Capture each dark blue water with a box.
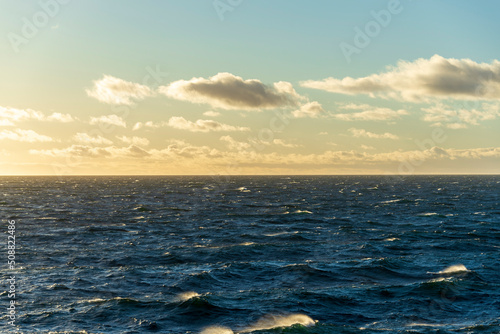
[1,175,499,333]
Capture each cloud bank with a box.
[301,55,500,101]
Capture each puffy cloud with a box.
[167,116,250,132]
[220,135,251,151]
[422,102,500,128]
[273,139,302,148]
[334,103,408,121]
[73,133,113,145]
[348,128,399,140]
[132,121,161,131]
[301,55,500,101]
[116,135,150,146]
[203,111,221,117]
[46,112,75,123]
[86,75,153,105]
[0,129,53,142]
[292,101,324,118]
[0,106,74,125]
[30,145,149,158]
[89,115,126,128]
[159,72,302,110]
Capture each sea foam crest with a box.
[437,264,469,274]
[175,291,200,302]
[242,313,316,332]
[200,326,234,334]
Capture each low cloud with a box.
[73,133,113,145]
[0,129,53,142]
[86,75,153,105]
[334,103,408,121]
[349,128,399,140]
[422,102,500,128]
[292,101,324,118]
[0,106,75,124]
[159,72,302,110]
[301,55,500,101]
[116,135,150,146]
[167,116,250,132]
[89,115,126,128]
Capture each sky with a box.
[1,0,500,175]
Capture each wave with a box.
[429,264,469,275]
[200,326,234,334]
[241,313,316,332]
[174,291,200,302]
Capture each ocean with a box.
[1,175,499,333]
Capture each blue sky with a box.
[1,0,500,174]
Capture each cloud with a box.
[89,115,126,128]
[422,102,500,128]
[167,116,250,132]
[292,101,324,118]
[203,111,221,117]
[0,106,75,125]
[116,135,150,146]
[30,145,149,158]
[334,103,409,121]
[132,121,161,131]
[361,144,376,150]
[220,135,251,150]
[86,75,153,105]
[0,129,53,142]
[301,55,500,101]
[348,128,399,140]
[46,112,75,123]
[273,139,302,148]
[73,133,113,145]
[159,72,302,110]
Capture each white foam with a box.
[200,326,234,334]
[174,291,200,302]
[242,314,316,332]
[437,264,468,274]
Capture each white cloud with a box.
[203,111,221,117]
[273,139,302,148]
[422,102,500,128]
[301,55,500,101]
[46,112,75,123]
[334,103,409,121]
[86,75,153,105]
[116,135,150,146]
[89,115,126,128]
[0,129,53,142]
[361,144,376,150]
[0,107,44,122]
[292,101,324,118]
[73,133,113,145]
[167,116,250,132]
[159,72,302,110]
[220,135,251,150]
[30,145,150,158]
[349,128,399,140]
[0,107,75,126]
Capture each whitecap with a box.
[294,210,313,214]
[200,326,234,334]
[428,264,469,275]
[241,313,316,332]
[437,264,469,274]
[174,291,200,302]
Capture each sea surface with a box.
[1,175,499,333]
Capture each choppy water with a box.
[1,175,499,333]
